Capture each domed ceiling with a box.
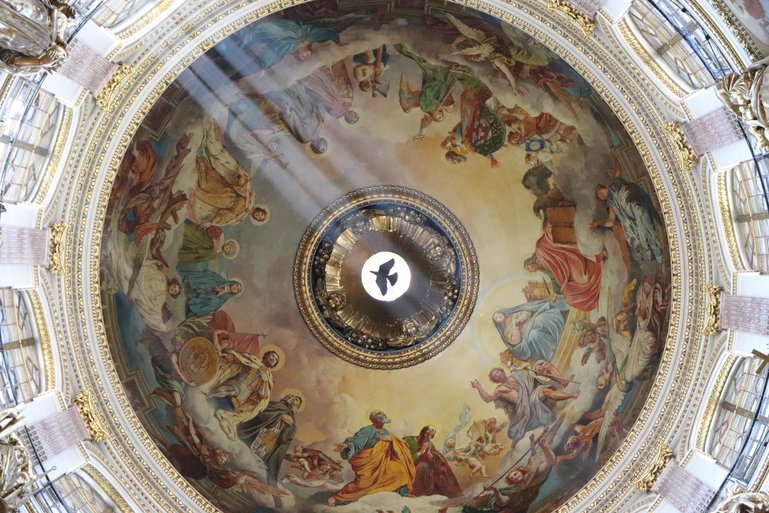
[98,1,671,511]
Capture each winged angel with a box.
[443,13,581,116]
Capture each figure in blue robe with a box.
[181,269,241,317]
[493,298,570,362]
[212,19,340,79]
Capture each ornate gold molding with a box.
[697,351,737,449]
[547,0,595,35]
[635,445,675,492]
[47,222,68,276]
[95,65,136,111]
[117,0,175,39]
[72,391,110,442]
[664,122,698,170]
[704,284,723,335]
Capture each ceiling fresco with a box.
[98,1,671,511]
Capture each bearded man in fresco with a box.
[591,180,664,265]
[328,410,415,506]
[471,367,576,446]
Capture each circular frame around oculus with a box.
[294,185,479,369]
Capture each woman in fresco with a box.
[404,425,462,498]
[493,297,570,361]
[180,269,242,316]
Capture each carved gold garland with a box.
[116,0,175,39]
[47,222,68,276]
[547,0,595,35]
[82,464,133,513]
[716,168,746,271]
[705,284,724,335]
[27,291,56,393]
[33,109,73,204]
[95,65,137,111]
[72,391,110,442]
[42,0,704,510]
[634,445,675,492]
[697,350,736,449]
[664,122,699,171]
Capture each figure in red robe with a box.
[404,426,462,498]
[524,223,606,312]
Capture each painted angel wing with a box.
[444,42,496,59]
[446,13,488,43]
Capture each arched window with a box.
[628,0,732,89]
[0,289,43,406]
[707,357,769,484]
[0,75,64,203]
[729,160,769,273]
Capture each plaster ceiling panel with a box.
[98,1,672,511]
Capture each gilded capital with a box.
[704,284,723,335]
[73,390,110,442]
[634,445,675,492]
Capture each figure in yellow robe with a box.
[328,410,415,506]
[187,119,260,227]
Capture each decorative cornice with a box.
[664,122,698,171]
[704,284,723,335]
[72,391,110,442]
[82,465,133,513]
[547,0,595,35]
[47,222,68,276]
[95,65,136,111]
[697,351,737,449]
[634,445,675,492]
[117,0,175,39]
